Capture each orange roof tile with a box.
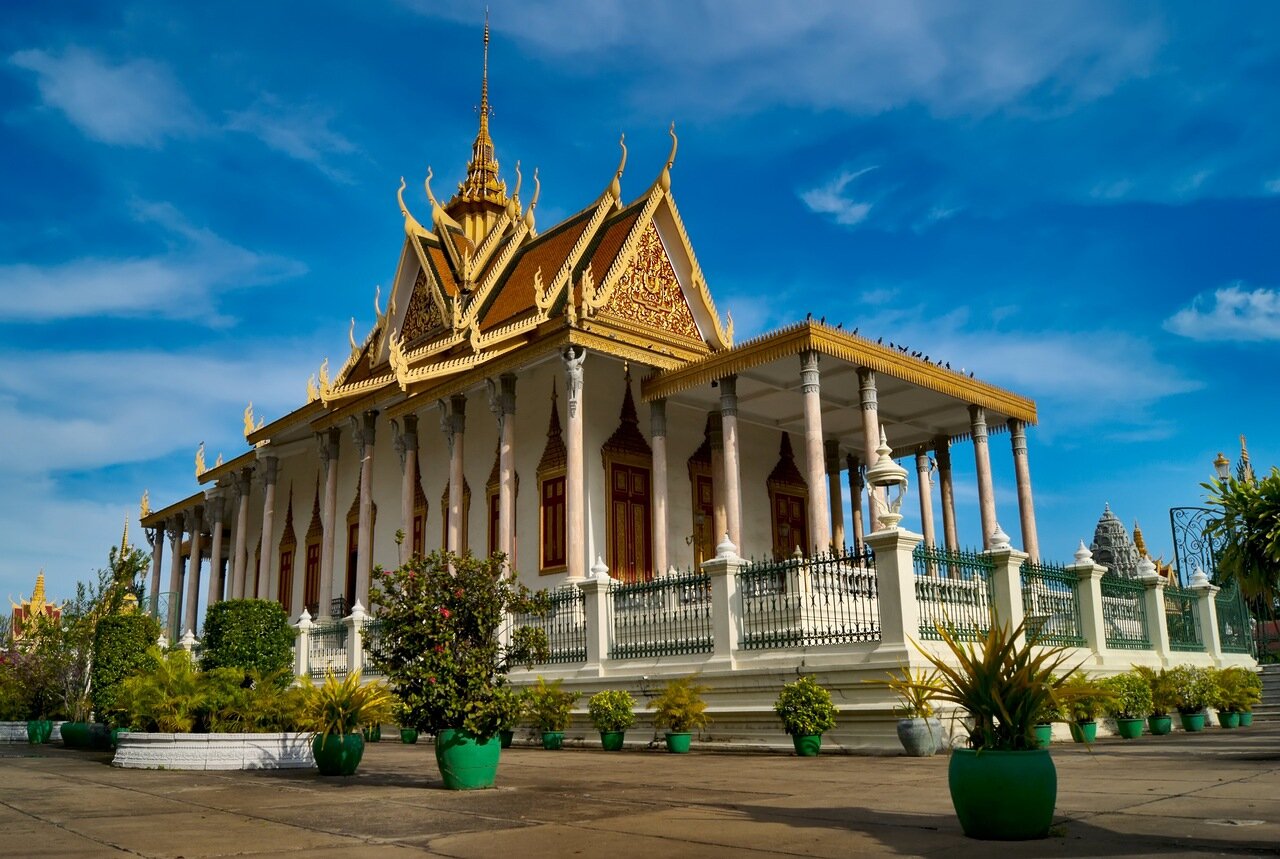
[478,211,594,332]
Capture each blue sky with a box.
[2,1,1278,603]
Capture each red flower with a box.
[440,608,451,618]
[454,587,464,598]
[428,676,436,684]
[433,644,445,653]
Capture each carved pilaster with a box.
[258,454,279,488]
[969,405,989,445]
[718,375,738,417]
[800,350,820,394]
[351,410,378,458]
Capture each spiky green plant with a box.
[302,671,393,739]
[651,676,710,734]
[879,668,943,718]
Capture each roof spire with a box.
[447,13,509,242]
[480,9,490,132]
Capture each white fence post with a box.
[1141,577,1173,663]
[346,602,366,675]
[701,534,745,664]
[865,526,924,656]
[1067,543,1108,657]
[1189,570,1223,662]
[577,558,612,670]
[295,609,313,678]
[984,525,1027,637]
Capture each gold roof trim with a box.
[460,222,530,328]
[245,400,327,447]
[140,490,206,528]
[657,187,732,349]
[640,320,1037,423]
[581,187,665,319]
[197,448,257,485]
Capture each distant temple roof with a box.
[1090,504,1140,579]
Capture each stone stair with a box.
[1254,664,1280,722]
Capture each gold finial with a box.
[1239,434,1255,482]
[348,317,359,353]
[424,167,441,211]
[307,374,319,403]
[140,489,151,519]
[195,442,206,476]
[215,452,223,467]
[609,133,627,200]
[481,9,491,128]
[659,122,678,191]
[120,514,130,557]
[318,358,331,394]
[513,159,522,203]
[374,284,382,320]
[31,571,46,615]
[1133,520,1148,559]
[244,402,255,437]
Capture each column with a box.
[708,413,727,542]
[969,406,997,550]
[318,429,340,619]
[935,437,959,552]
[206,490,226,610]
[1008,419,1040,562]
[353,410,377,607]
[231,467,252,599]
[800,351,831,554]
[256,453,279,598]
[442,396,465,554]
[719,375,743,551]
[564,347,586,579]
[494,374,517,563]
[857,368,883,532]
[914,447,937,547]
[846,454,865,547]
[165,516,184,640]
[395,414,419,565]
[183,507,204,635]
[826,441,845,550]
[650,399,669,576]
[148,526,164,616]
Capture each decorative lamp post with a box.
[864,426,909,531]
[1213,452,1230,481]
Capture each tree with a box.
[1204,466,1280,626]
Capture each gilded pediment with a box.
[606,221,700,343]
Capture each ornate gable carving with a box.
[607,222,700,341]
[401,269,446,344]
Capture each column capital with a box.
[166,514,183,540]
[351,410,378,456]
[914,447,930,472]
[799,350,821,394]
[650,397,667,437]
[1008,418,1028,455]
[968,405,988,442]
[857,366,877,410]
[183,505,203,533]
[563,346,585,418]
[317,428,341,467]
[257,453,279,486]
[718,375,738,417]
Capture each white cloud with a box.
[0,201,305,323]
[226,97,359,182]
[9,47,201,147]
[1266,178,1280,194]
[1164,284,1280,342]
[800,167,877,226]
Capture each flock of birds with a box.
[804,312,977,377]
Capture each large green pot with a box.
[600,730,625,751]
[541,731,564,750]
[664,732,692,754]
[791,734,821,756]
[1069,720,1097,744]
[60,721,90,749]
[1240,712,1254,727]
[948,748,1057,841]
[26,719,52,745]
[88,723,115,751]
[1032,724,1053,748]
[1217,711,1241,729]
[362,723,382,742]
[1147,715,1172,735]
[313,733,365,776]
[400,728,419,744]
[1179,712,1206,732]
[1115,718,1144,739]
[435,729,500,790]
[499,729,514,748]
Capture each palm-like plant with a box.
[1204,468,1280,627]
[115,647,203,732]
[302,671,393,740]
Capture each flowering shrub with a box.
[1102,671,1153,720]
[1166,665,1215,714]
[370,550,548,737]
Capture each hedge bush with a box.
[90,613,161,722]
[199,600,295,681]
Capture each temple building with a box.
[10,571,60,641]
[1090,504,1141,579]
[139,25,1043,638]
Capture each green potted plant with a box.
[1133,666,1176,735]
[1058,673,1112,743]
[898,616,1103,841]
[1031,690,1063,748]
[880,668,943,756]
[302,670,393,776]
[370,549,548,790]
[1166,665,1213,731]
[492,684,525,748]
[12,621,66,744]
[527,677,578,749]
[1102,671,1152,739]
[588,689,636,751]
[774,675,837,756]
[393,699,418,744]
[651,676,710,753]
[1238,669,1262,726]
[1210,667,1256,729]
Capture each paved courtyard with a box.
[1,724,1278,859]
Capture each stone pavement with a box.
[1,724,1278,859]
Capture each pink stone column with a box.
[166,516,184,639]
[800,351,832,554]
[650,398,669,575]
[934,438,959,553]
[183,507,204,635]
[914,447,937,547]
[317,430,340,618]
[231,467,252,599]
[826,440,845,549]
[969,406,998,550]
[443,396,466,554]
[396,414,419,565]
[148,526,164,615]
[708,413,727,543]
[495,375,517,564]
[255,454,279,598]
[563,347,586,579]
[846,454,865,547]
[1008,419,1041,562]
[719,375,743,551]
[857,368,883,531]
[353,410,377,606]
[205,491,225,609]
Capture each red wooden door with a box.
[773,491,808,560]
[609,463,652,583]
